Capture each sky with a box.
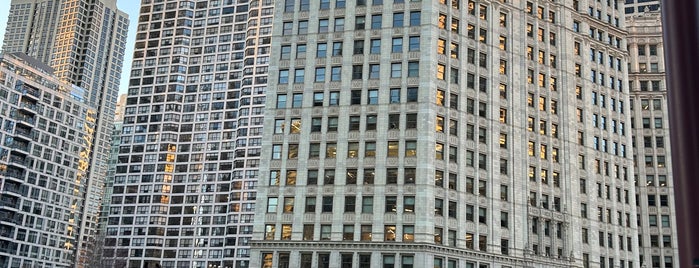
[0,1,141,95]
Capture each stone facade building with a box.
[252,0,638,267]
[625,7,679,268]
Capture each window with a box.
[435,143,444,160]
[369,64,380,79]
[361,225,372,241]
[326,143,337,158]
[362,197,373,213]
[371,14,382,29]
[272,144,283,159]
[345,196,356,212]
[335,18,345,31]
[392,13,404,28]
[384,225,396,241]
[332,42,343,56]
[281,45,292,59]
[385,196,397,212]
[320,225,331,240]
[347,142,359,158]
[319,19,329,33]
[408,36,420,51]
[330,66,342,81]
[279,70,290,84]
[392,38,403,53]
[409,11,421,26]
[315,68,326,82]
[321,196,333,212]
[404,196,415,212]
[328,117,338,131]
[298,20,309,34]
[343,225,354,240]
[365,142,376,157]
[317,43,328,58]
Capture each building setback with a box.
[625,6,679,268]
[103,0,273,267]
[251,0,639,267]
[0,52,96,268]
[2,1,129,266]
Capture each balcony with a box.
[18,102,38,113]
[0,195,20,209]
[0,210,22,225]
[16,84,40,99]
[7,155,26,167]
[0,183,25,196]
[0,170,24,180]
[6,141,29,152]
[11,114,34,125]
[13,128,33,140]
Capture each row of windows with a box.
[526,141,561,162]
[635,43,660,56]
[580,229,633,252]
[273,140,492,171]
[635,117,665,129]
[643,235,674,248]
[586,113,627,137]
[528,167,561,187]
[579,204,633,228]
[525,23,557,46]
[261,251,498,268]
[641,174,669,187]
[284,0,421,13]
[281,11,419,36]
[280,36,420,60]
[592,136,627,156]
[591,91,626,113]
[263,221,493,249]
[105,221,253,237]
[577,154,630,179]
[279,60,421,84]
[638,98,663,111]
[274,114,494,139]
[630,80,663,92]
[581,180,632,204]
[588,47,625,71]
[275,90,491,121]
[528,192,562,212]
[645,214,673,228]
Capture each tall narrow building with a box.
[103,0,273,267]
[625,5,679,268]
[100,94,127,233]
[252,0,639,267]
[0,52,96,268]
[2,1,129,266]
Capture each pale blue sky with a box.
[0,1,141,95]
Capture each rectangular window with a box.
[371,14,382,29]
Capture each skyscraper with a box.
[625,6,679,268]
[251,0,638,267]
[100,94,127,233]
[2,1,129,266]
[103,0,273,267]
[0,52,96,268]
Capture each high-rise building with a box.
[625,7,679,268]
[103,0,273,267]
[0,52,96,268]
[95,94,127,268]
[251,0,639,267]
[99,94,127,232]
[2,1,129,266]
